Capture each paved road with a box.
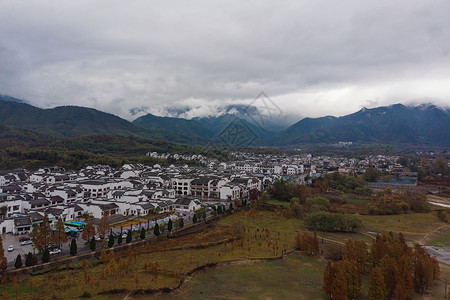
[1,211,208,269]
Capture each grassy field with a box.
[153,254,328,300]
[359,212,446,243]
[427,228,450,247]
[2,209,448,299]
[267,199,291,208]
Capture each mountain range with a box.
[0,95,449,148]
[270,104,450,147]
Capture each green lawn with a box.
[268,199,291,208]
[427,228,450,247]
[360,213,445,242]
[153,254,328,300]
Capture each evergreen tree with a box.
[90,236,96,251]
[168,219,173,232]
[193,214,198,224]
[42,249,50,263]
[118,234,123,245]
[217,205,223,214]
[229,203,233,211]
[25,252,34,267]
[14,254,22,269]
[0,235,7,273]
[70,239,77,256]
[153,223,160,236]
[126,230,132,243]
[179,217,184,228]
[108,234,115,247]
[140,228,145,239]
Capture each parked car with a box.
[49,249,61,255]
[19,236,30,242]
[7,245,14,252]
[21,240,32,245]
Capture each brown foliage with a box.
[82,219,96,242]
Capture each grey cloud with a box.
[0,0,449,121]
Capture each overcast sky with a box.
[1,0,450,121]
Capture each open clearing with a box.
[2,209,449,299]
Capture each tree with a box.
[342,239,367,272]
[330,261,348,300]
[179,217,184,228]
[90,236,96,251]
[98,211,110,238]
[70,239,77,256]
[433,157,449,175]
[42,249,50,263]
[25,252,34,267]
[167,219,173,232]
[153,223,160,236]
[108,234,115,247]
[322,261,333,296]
[217,205,223,215]
[193,214,198,224]
[140,228,145,240]
[272,178,289,201]
[33,214,53,251]
[364,166,381,182]
[53,217,68,248]
[126,230,132,243]
[342,259,361,299]
[290,202,303,219]
[0,235,7,273]
[15,254,22,269]
[82,219,96,242]
[368,266,388,299]
[117,234,123,245]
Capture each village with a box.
[0,151,407,236]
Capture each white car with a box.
[49,249,61,255]
[7,245,14,252]
[21,240,32,246]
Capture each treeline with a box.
[304,211,362,232]
[398,156,450,178]
[368,189,430,215]
[0,135,229,170]
[323,232,440,299]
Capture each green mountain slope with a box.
[0,99,195,143]
[132,113,212,141]
[271,104,450,147]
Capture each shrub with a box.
[304,211,362,232]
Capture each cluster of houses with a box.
[0,150,421,235]
[0,163,267,235]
